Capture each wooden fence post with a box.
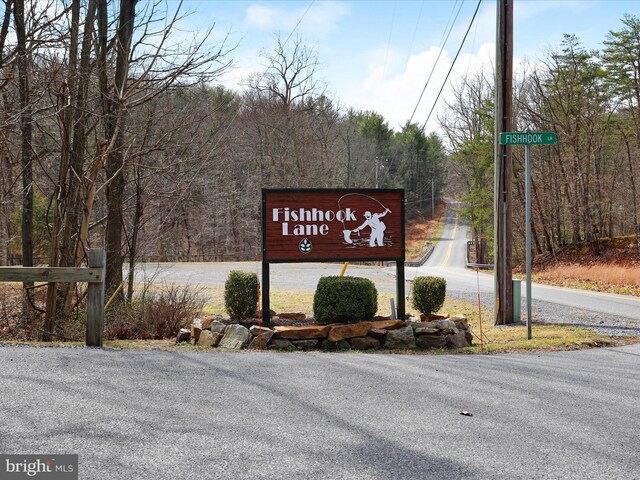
[86,249,106,347]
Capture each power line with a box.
[421,0,483,133]
[379,1,398,92]
[407,0,464,126]
[283,0,315,48]
[388,0,424,127]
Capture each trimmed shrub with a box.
[313,276,378,324]
[225,271,259,319]
[412,276,446,315]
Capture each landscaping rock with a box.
[209,321,227,334]
[327,323,371,342]
[384,326,416,350]
[446,332,470,349]
[238,319,260,329]
[218,324,251,349]
[367,319,405,330]
[451,315,469,330]
[420,313,450,321]
[273,325,330,340]
[175,328,191,344]
[197,330,219,347]
[277,312,306,320]
[268,339,295,351]
[433,319,458,330]
[200,316,215,330]
[412,324,439,335]
[291,339,320,350]
[247,326,274,350]
[416,334,446,350]
[367,328,388,341]
[350,336,381,350]
[191,324,202,342]
[440,327,459,335]
[373,315,391,321]
[320,340,335,351]
[464,331,474,345]
[321,340,351,351]
[250,325,274,337]
[411,321,435,330]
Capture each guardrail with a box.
[404,242,435,267]
[0,249,105,347]
[465,240,493,269]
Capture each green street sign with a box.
[500,132,557,145]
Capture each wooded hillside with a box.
[444,19,640,262]
[0,1,446,305]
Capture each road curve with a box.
[409,202,640,334]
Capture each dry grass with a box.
[525,235,640,296]
[405,202,447,260]
[425,297,624,353]
[533,263,640,296]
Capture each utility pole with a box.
[431,178,435,218]
[494,0,514,325]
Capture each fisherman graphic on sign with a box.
[339,193,394,248]
[352,208,390,246]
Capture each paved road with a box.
[412,203,640,335]
[1,343,639,479]
[131,261,400,293]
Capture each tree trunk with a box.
[126,166,143,303]
[104,0,137,299]
[45,0,81,337]
[14,0,35,329]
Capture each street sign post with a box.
[500,132,557,340]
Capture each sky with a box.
[177,0,638,133]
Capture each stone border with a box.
[176,314,473,352]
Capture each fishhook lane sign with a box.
[262,189,404,262]
[500,132,557,145]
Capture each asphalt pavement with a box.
[2,343,640,479]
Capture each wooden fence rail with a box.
[0,249,106,347]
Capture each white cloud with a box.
[344,42,497,135]
[244,1,350,36]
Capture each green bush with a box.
[225,271,259,319]
[412,276,446,315]
[313,276,378,324]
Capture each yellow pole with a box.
[340,262,349,277]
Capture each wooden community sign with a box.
[261,188,406,323]
[262,189,405,262]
